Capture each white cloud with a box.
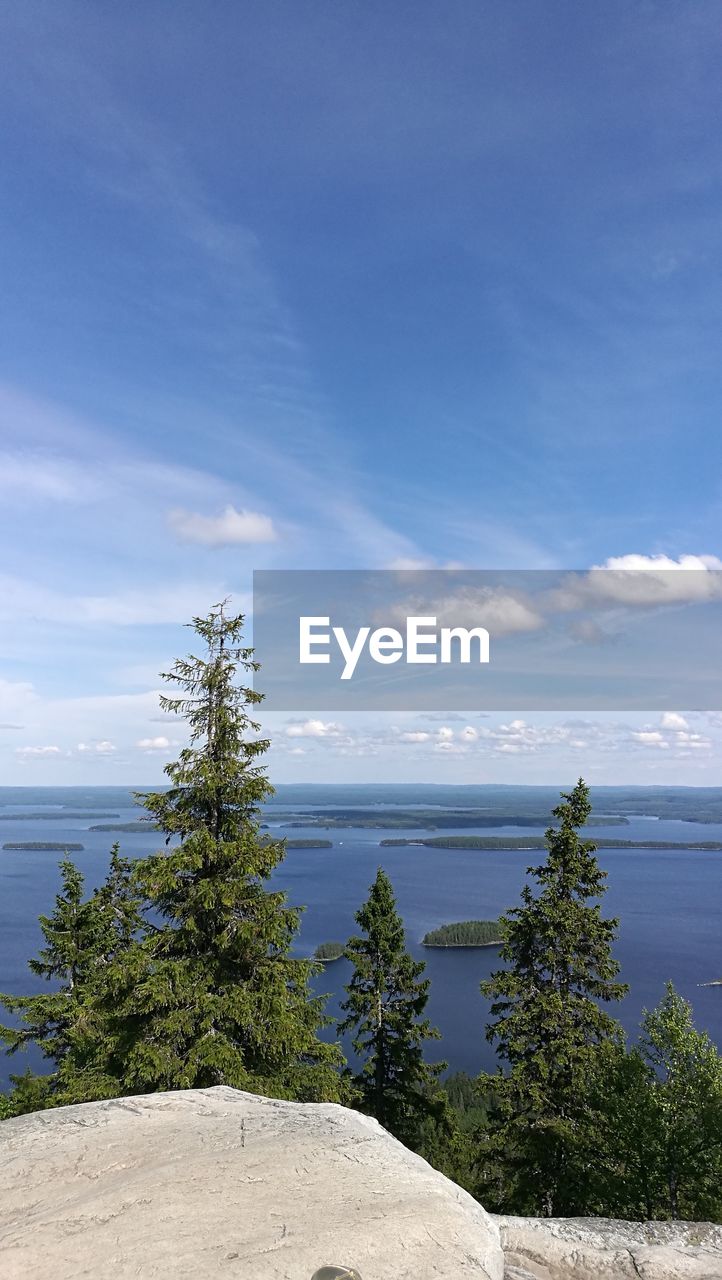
[285,719,344,738]
[168,504,277,547]
[553,554,722,610]
[136,736,170,752]
[632,730,667,746]
[0,451,94,503]
[384,585,543,636]
[77,740,116,754]
[15,744,63,759]
[398,730,431,743]
[386,557,465,570]
[661,712,689,730]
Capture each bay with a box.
[1,787,721,1087]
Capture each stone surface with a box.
[0,1087,504,1280]
[2,1088,721,1279]
[496,1214,722,1280]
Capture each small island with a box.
[285,838,333,849]
[422,920,503,948]
[3,842,85,851]
[313,941,345,962]
[89,821,160,832]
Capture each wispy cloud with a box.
[168,505,277,547]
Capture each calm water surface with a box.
[1,788,720,1085]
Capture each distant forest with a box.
[422,920,502,947]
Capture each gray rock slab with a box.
[495,1214,722,1280]
[0,1087,504,1280]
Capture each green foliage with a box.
[592,985,722,1222]
[478,779,628,1216]
[339,867,445,1147]
[422,920,501,946]
[640,983,722,1219]
[0,858,105,1067]
[86,602,343,1103]
[0,848,140,1112]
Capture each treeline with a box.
[1,606,721,1225]
[3,842,85,851]
[422,920,501,946]
[281,809,628,830]
[382,835,722,851]
[314,941,345,961]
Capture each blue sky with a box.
[2,1,722,784]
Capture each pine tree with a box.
[91,601,343,1101]
[0,858,108,1111]
[339,867,444,1147]
[479,779,627,1215]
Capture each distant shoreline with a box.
[423,940,502,949]
[382,836,722,851]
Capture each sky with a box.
[2,1,722,785]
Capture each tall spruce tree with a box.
[339,867,444,1147]
[90,602,343,1101]
[479,779,627,1215]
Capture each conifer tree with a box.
[479,779,627,1215]
[95,844,143,955]
[339,867,444,1146]
[92,601,342,1101]
[0,858,108,1110]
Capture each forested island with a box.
[284,838,333,849]
[3,842,85,851]
[422,920,503,947]
[89,821,160,832]
[0,813,120,822]
[270,782,722,824]
[277,807,629,830]
[313,941,345,961]
[383,835,722,851]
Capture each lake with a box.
[1,786,721,1087]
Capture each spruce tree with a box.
[0,858,108,1110]
[92,601,342,1101]
[339,867,444,1147]
[479,778,627,1215]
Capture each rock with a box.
[0,1087,504,1280]
[2,1089,721,1280]
[495,1214,722,1280]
